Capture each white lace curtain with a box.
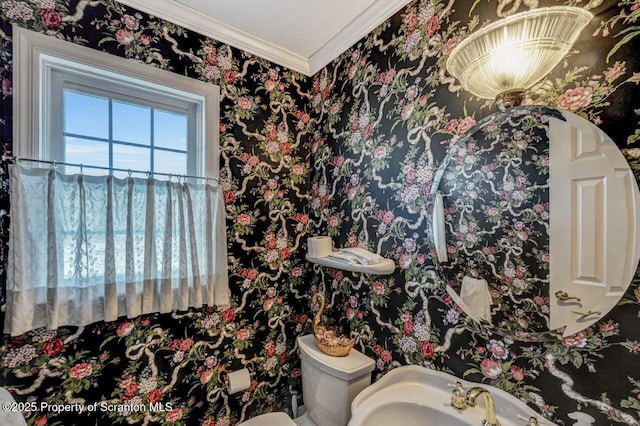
[5,164,229,336]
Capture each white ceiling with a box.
[116,0,412,76]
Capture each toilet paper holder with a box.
[218,362,256,390]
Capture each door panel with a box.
[549,111,640,336]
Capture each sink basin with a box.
[348,365,556,426]
[355,401,462,426]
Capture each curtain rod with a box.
[9,157,218,183]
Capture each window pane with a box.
[64,90,109,139]
[155,110,188,150]
[113,144,150,177]
[64,137,109,175]
[154,150,186,176]
[113,101,150,145]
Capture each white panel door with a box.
[549,110,640,337]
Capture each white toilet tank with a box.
[297,334,375,426]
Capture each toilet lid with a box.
[297,334,375,381]
[239,412,296,426]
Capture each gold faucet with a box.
[450,382,467,409]
[465,387,500,426]
[525,417,539,426]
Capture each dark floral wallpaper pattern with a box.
[0,1,313,425]
[309,0,640,425]
[432,106,558,337]
[0,0,640,425]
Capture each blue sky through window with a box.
[63,89,189,178]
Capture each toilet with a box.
[239,334,375,426]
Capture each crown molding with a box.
[115,0,411,77]
[308,0,412,74]
[115,0,311,75]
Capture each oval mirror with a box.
[428,106,640,341]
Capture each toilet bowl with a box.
[239,334,374,426]
[0,388,27,426]
[239,412,297,426]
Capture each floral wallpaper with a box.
[0,1,313,425]
[309,0,640,425]
[1,0,640,425]
[432,106,559,337]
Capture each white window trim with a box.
[50,71,199,175]
[13,25,220,179]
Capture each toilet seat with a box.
[239,412,297,426]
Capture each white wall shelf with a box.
[306,254,395,275]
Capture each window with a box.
[5,26,229,337]
[13,25,219,178]
[54,73,196,177]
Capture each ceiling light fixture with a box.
[446,6,593,110]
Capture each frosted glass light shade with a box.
[446,7,592,101]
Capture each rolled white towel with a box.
[327,247,383,265]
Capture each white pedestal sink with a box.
[348,365,557,426]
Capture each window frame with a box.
[53,71,198,176]
[13,25,220,179]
